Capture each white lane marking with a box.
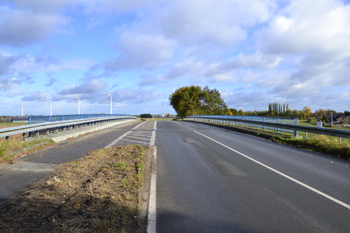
[147,146,157,233]
[173,121,350,210]
[105,131,131,148]
[121,138,148,144]
[150,121,156,146]
[127,135,152,140]
[133,121,147,130]
[105,121,146,148]
[147,120,157,233]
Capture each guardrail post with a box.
[23,133,26,141]
[295,118,298,136]
[6,136,9,140]
[273,127,275,134]
[282,129,285,135]
[340,137,342,143]
[305,132,308,139]
[277,118,280,133]
[258,125,260,130]
[47,129,50,135]
[36,131,39,137]
[263,117,266,130]
[56,127,58,133]
[28,117,31,125]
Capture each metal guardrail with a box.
[192,115,298,134]
[185,116,350,142]
[0,116,136,141]
[29,114,131,124]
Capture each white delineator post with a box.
[21,102,23,116]
[109,94,112,114]
[78,97,80,115]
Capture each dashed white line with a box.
[173,121,350,210]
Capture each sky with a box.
[1,0,350,116]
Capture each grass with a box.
[0,144,150,232]
[0,122,28,129]
[0,139,55,163]
[271,136,350,160]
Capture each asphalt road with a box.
[0,120,140,203]
[156,121,350,233]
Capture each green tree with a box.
[303,106,311,118]
[238,109,245,115]
[140,113,152,118]
[293,109,299,118]
[229,108,239,115]
[169,86,229,117]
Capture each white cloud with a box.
[0,6,69,47]
[104,32,173,71]
[59,79,107,95]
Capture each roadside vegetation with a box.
[271,136,350,160]
[0,144,149,232]
[0,139,55,164]
[0,122,28,129]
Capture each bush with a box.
[140,113,152,118]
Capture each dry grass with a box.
[0,144,149,233]
[0,122,28,129]
[271,136,350,160]
[0,139,55,163]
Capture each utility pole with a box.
[50,99,52,116]
[78,97,80,115]
[21,102,23,116]
[109,94,112,114]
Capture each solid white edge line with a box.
[147,122,157,233]
[174,121,350,210]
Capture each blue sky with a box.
[1,0,350,116]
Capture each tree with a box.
[238,109,245,115]
[230,108,239,115]
[303,106,311,118]
[140,113,152,118]
[293,109,299,118]
[169,86,229,118]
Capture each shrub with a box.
[140,114,152,118]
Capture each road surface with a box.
[156,121,350,233]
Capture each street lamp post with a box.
[109,94,112,114]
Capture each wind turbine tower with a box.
[109,94,112,114]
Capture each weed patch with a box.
[270,136,350,160]
[0,144,150,232]
[0,139,55,164]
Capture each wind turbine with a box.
[78,97,80,115]
[109,94,112,114]
[50,99,52,116]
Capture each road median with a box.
[0,144,152,232]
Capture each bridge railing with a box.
[185,115,350,142]
[0,115,136,141]
[28,114,130,125]
[191,115,298,135]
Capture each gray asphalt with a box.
[0,121,140,203]
[156,121,350,233]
